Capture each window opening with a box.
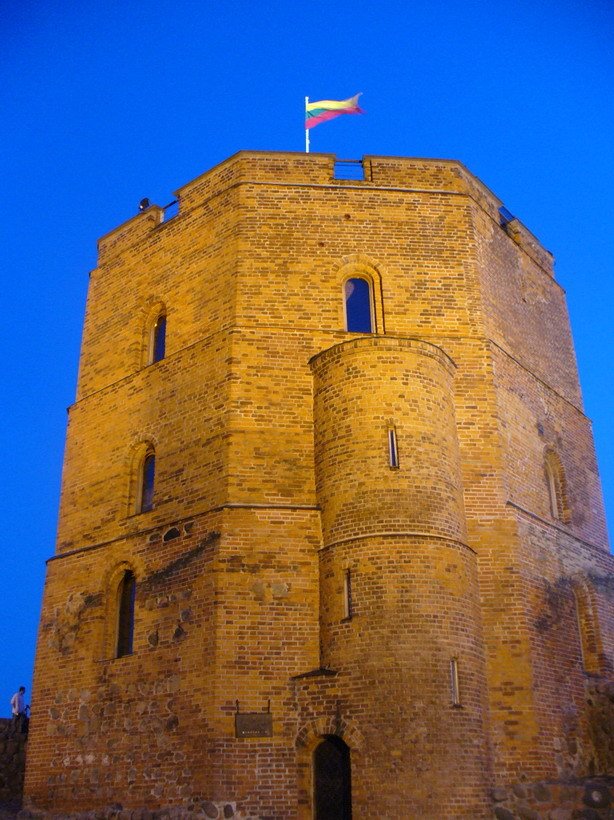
[162,199,179,221]
[151,313,166,364]
[344,278,372,333]
[545,451,569,522]
[574,585,602,675]
[498,206,516,228]
[343,569,353,620]
[140,452,155,513]
[450,658,461,706]
[313,735,352,820]
[116,571,136,658]
[546,460,559,519]
[334,159,365,181]
[388,427,399,468]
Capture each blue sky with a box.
[1,0,612,711]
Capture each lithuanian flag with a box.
[305,94,364,130]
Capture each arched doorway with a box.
[313,735,352,819]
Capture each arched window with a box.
[149,312,166,364]
[138,449,156,513]
[313,735,352,819]
[545,450,569,523]
[115,570,136,658]
[344,277,373,333]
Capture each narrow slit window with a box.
[139,452,155,513]
[344,278,373,333]
[151,313,166,364]
[388,427,399,468]
[343,569,353,620]
[574,585,602,675]
[116,571,136,658]
[450,658,461,706]
[545,451,569,523]
[546,459,558,518]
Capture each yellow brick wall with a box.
[25,151,614,818]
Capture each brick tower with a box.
[25,152,614,818]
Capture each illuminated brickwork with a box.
[25,152,614,817]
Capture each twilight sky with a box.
[1,0,612,711]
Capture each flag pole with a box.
[305,96,310,153]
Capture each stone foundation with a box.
[19,803,237,819]
[15,782,614,819]
[13,778,614,818]
[0,717,26,814]
[493,776,614,819]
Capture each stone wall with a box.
[493,776,614,819]
[17,802,238,819]
[0,717,26,809]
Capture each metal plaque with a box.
[235,712,273,738]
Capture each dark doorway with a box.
[313,735,352,819]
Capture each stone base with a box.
[18,802,238,820]
[493,776,614,819]
[0,718,26,811]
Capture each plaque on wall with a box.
[235,712,273,738]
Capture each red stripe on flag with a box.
[305,106,363,130]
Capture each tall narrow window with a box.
[546,459,559,518]
[344,278,373,333]
[574,584,602,675]
[150,313,166,364]
[450,658,461,706]
[388,427,399,468]
[116,571,136,658]
[545,450,569,523]
[139,451,156,513]
[343,569,353,620]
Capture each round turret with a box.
[310,336,490,815]
[311,336,466,546]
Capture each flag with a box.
[305,93,364,130]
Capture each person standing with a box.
[10,686,27,733]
